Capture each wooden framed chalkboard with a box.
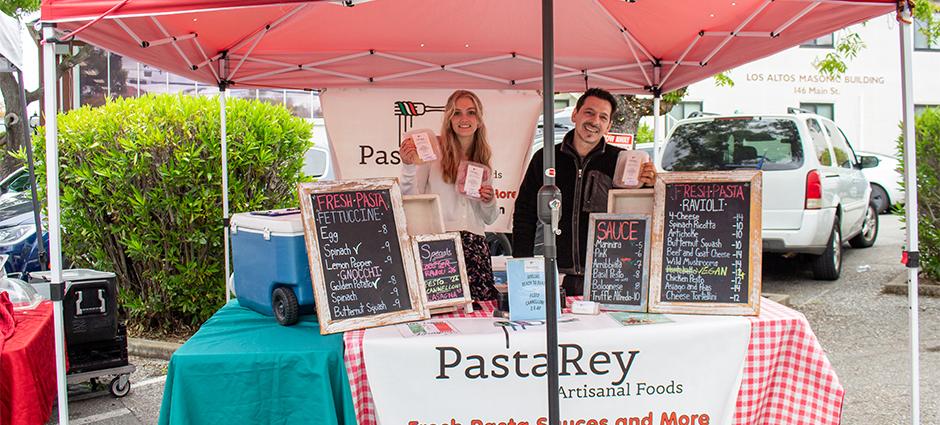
[412,233,473,312]
[298,178,429,334]
[649,171,762,316]
[584,214,651,312]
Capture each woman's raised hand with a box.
[400,138,419,165]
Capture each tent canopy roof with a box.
[40,0,894,94]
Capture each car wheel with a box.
[272,287,300,326]
[849,203,879,248]
[486,232,512,256]
[869,184,889,214]
[812,221,842,280]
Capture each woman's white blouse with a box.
[400,162,499,236]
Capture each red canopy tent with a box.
[41,0,894,94]
[36,1,923,424]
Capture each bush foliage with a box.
[897,106,940,281]
[32,94,312,331]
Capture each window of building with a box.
[800,33,834,48]
[799,103,834,120]
[806,118,833,166]
[914,16,940,51]
[668,101,704,121]
[916,104,939,117]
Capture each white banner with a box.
[321,89,543,233]
[363,314,750,425]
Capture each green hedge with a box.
[32,94,312,330]
[897,107,940,281]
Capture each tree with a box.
[817,2,939,77]
[610,88,687,135]
[0,0,95,177]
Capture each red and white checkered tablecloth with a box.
[343,298,843,425]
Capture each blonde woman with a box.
[400,90,499,301]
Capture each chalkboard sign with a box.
[299,178,428,334]
[649,171,762,316]
[584,214,651,312]
[412,233,472,312]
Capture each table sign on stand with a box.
[648,171,762,316]
[412,233,473,313]
[298,178,428,334]
[584,214,652,312]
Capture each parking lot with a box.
[47,215,939,425]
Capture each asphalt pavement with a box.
[762,214,939,424]
[46,214,938,424]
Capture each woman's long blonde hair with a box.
[439,90,492,184]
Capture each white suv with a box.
[659,112,880,280]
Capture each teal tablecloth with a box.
[158,300,356,425]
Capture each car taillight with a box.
[805,169,822,209]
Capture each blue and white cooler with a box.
[230,208,315,325]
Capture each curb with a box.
[882,271,940,297]
[763,292,791,307]
[128,337,182,360]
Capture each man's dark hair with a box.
[575,88,617,117]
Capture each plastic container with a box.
[402,128,440,163]
[231,209,315,325]
[31,269,119,344]
[0,274,42,311]
[456,160,491,199]
[613,150,650,189]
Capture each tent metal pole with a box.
[898,4,919,424]
[541,1,561,424]
[652,94,662,160]
[42,23,70,425]
[220,84,231,301]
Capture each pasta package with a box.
[401,128,440,163]
[456,160,491,199]
[612,150,651,189]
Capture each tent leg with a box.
[652,94,662,159]
[42,23,70,425]
[220,87,231,302]
[898,6,920,425]
[541,1,560,425]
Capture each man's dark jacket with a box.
[512,130,624,276]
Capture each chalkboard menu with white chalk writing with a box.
[649,171,762,316]
[299,179,428,334]
[412,233,472,311]
[584,214,651,312]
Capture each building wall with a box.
[680,15,940,157]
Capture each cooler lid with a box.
[30,269,117,282]
[231,209,305,235]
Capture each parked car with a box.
[659,112,880,280]
[0,168,48,276]
[532,107,574,155]
[302,118,335,180]
[855,150,905,214]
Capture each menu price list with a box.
[418,239,464,302]
[312,189,411,320]
[589,218,648,306]
[661,182,749,304]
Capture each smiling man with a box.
[512,88,655,296]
